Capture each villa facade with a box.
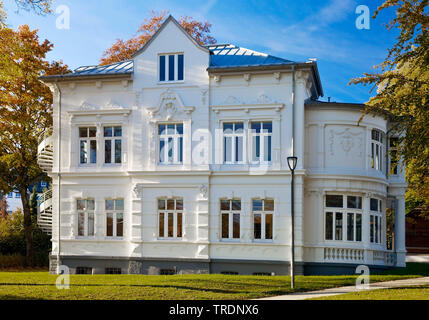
[39,16,407,275]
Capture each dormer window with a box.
[159,53,184,82]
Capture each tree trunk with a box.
[20,188,34,267]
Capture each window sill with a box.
[104,237,124,241]
[157,80,185,85]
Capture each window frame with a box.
[79,127,97,165]
[77,199,95,238]
[371,129,384,172]
[222,122,245,165]
[105,199,124,238]
[220,199,241,241]
[252,199,274,241]
[103,126,123,165]
[158,123,184,165]
[389,137,399,175]
[157,198,183,240]
[370,198,383,245]
[250,121,273,164]
[158,53,184,83]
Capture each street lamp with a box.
[287,156,298,289]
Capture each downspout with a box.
[291,65,295,157]
[55,80,62,273]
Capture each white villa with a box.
[38,16,407,275]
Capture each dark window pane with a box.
[370,198,379,211]
[234,123,244,133]
[265,214,273,240]
[325,212,333,240]
[80,141,87,164]
[335,212,343,240]
[87,200,95,210]
[263,122,272,133]
[176,199,183,210]
[159,55,165,81]
[347,196,362,209]
[167,124,175,134]
[105,140,111,164]
[356,214,362,242]
[223,123,233,134]
[88,212,94,236]
[167,199,175,210]
[106,213,113,237]
[90,141,97,164]
[178,54,184,81]
[105,200,114,210]
[159,139,165,163]
[168,137,173,162]
[179,137,183,163]
[116,213,123,237]
[265,200,274,211]
[251,122,261,133]
[168,212,174,237]
[235,136,243,162]
[347,213,354,241]
[168,55,175,81]
[177,212,182,238]
[114,127,122,137]
[115,199,124,211]
[375,216,379,243]
[79,128,88,138]
[159,212,164,237]
[222,214,229,238]
[224,136,232,162]
[158,199,165,210]
[104,127,113,137]
[176,123,183,135]
[78,212,85,236]
[254,214,261,239]
[115,140,122,164]
[232,200,241,211]
[370,215,374,243]
[266,136,272,162]
[233,213,240,239]
[253,199,263,211]
[89,128,97,138]
[159,124,166,135]
[221,200,230,211]
[326,195,343,208]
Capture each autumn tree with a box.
[0,196,8,220]
[0,25,69,266]
[0,0,52,27]
[351,0,429,215]
[100,11,216,65]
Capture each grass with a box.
[0,263,427,300]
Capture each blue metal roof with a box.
[73,60,133,76]
[206,44,295,69]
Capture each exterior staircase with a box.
[38,188,53,235]
[37,132,53,173]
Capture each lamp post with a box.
[287,156,298,289]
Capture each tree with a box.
[30,187,38,223]
[0,0,52,27]
[351,0,429,215]
[0,196,8,220]
[100,11,216,65]
[0,24,69,266]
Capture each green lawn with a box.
[0,263,427,300]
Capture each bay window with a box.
[370,198,382,244]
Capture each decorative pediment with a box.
[79,99,125,111]
[212,93,284,113]
[147,88,195,121]
[80,100,97,111]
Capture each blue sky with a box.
[4,0,399,103]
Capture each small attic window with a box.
[159,53,184,82]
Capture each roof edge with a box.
[39,72,132,83]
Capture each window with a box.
[105,199,124,238]
[160,269,176,275]
[77,199,95,237]
[15,192,21,198]
[325,195,362,242]
[40,181,47,188]
[104,126,122,164]
[251,122,272,163]
[371,129,384,171]
[221,199,241,240]
[159,53,184,82]
[221,271,239,275]
[158,199,183,239]
[390,137,399,175]
[370,198,382,244]
[105,268,121,274]
[159,124,183,164]
[7,192,13,198]
[223,123,244,164]
[79,127,97,164]
[253,199,274,240]
[76,267,92,275]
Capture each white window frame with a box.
[371,129,384,172]
[158,123,183,165]
[252,199,274,241]
[370,198,383,244]
[324,194,363,243]
[158,198,183,239]
[220,199,241,240]
[158,53,184,83]
[250,121,272,164]
[77,199,95,237]
[223,122,245,164]
[79,127,97,165]
[105,199,124,238]
[389,137,399,175]
[103,126,122,165]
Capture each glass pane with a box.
[78,212,85,236]
[263,122,272,133]
[370,198,379,211]
[371,143,375,168]
[159,139,165,163]
[89,127,97,138]
[158,199,165,210]
[252,135,259,161]
[168,55,175,81]
[370,215,374,243]
[105,140,111,164]
[77,200,86,210]
[326,195,343,208]
[253,199,263,211]
[87,200,95,210]
[90,140,97,164]
[251,122,261,133]
[115,140,122,164]
[224,137,232,162]
[347,213,354,241]
[79,128,88,138]
[178,137,183,163]
[375,216,379,243]
[254,214,261,239]
[87,212,94,236]
[168,137,173,162]
[159,55,165,82]
[159,212,164,237]
[116,213,123,237]
[223,123,233,134]
[115,199,124,211]
[178,54,184,81]
[104,127,113,137]
[168,212,174,237]
[114,127,122,137]
[264,200,274,211]
[235,136,243,162]
[176,199,183,210]
[265,136,271,162]
[177,212,182,238]
[356,214,362,242]
[235,123,244,133]
[222,214,229,238]
[167,124,175,134]
[167,199,175,210]
[221,200,230,211]
[335,212,343,241]
[347,196,362,209]
[176,123,183,135]
[325,212,333,240]
[265,214,273,240]
[106,212,113,237]
[233,213,240,239]
[105,200,114,210]
[159,124,166,135]
[232,200,241,211]
[80,140,87,164]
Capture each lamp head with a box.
[287,156,298,171]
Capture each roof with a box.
[305,99,365,109]
[206,44,295,69]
